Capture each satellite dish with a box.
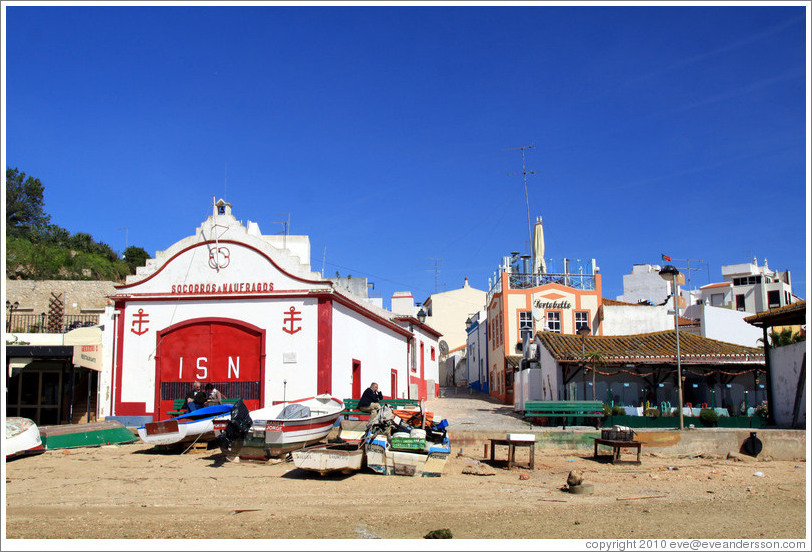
[439,340,449,355]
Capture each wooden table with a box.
[489,438,535,469]
[592,438,642,464]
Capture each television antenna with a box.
[428,258,442,293]
[504,144,535,269]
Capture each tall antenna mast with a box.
[224,162,227,201]
[428,257,442,293]
[673,257,705,293]
[274,213,291,250]
[504,144,535,270]
[321,246,327,278]
[117,227,128,256]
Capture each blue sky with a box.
[4,2,809,306]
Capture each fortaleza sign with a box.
[170,282,275,295]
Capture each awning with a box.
[63,325,103,371]
[8,357,33,377]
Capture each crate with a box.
[601,428,635,441]
[390,437,426,451]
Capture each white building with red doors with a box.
[98,199,440,426]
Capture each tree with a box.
[124,246,150,272]
[582,351,607,401]
[6,167,50,234]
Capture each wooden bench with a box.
[592,437,642,464]
[489,437,535,470]
[166,398,241,418]
[342,398,420,419]
[523,400,604,429]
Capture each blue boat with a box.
[137,404,233,446]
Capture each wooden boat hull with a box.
[215,395,344,459]
[137,404,233,446]
[291,444,364,475]
[5,418,45,459]
[39,420,137,449]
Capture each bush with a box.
[602,404,612,417]
[611,406,626,416]
[644,408,660,418]
[699,408,718,427]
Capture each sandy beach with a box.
[4,436,807,542]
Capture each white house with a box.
[465,310,489,393]
[98,199,439,426]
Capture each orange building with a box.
[486,264,602,405]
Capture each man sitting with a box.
[184,381,207,412]
[358,382,383,417]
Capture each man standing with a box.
[185,381,206,412]
[358,382,383,417]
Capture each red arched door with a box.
[155,318,264,420]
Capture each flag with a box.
[661,254,671,262]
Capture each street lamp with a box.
[417,308,427,324]
[577,326,593,400]
[659,264,684,430]
[6,300,20,332]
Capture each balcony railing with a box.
[489,272,597,300]
[6,313,100,334]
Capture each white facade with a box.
[769,340,806,427]
[617,264,673,305]
[719,259,795,314]
[681,304,763,348]
[99,200,436,425]
[465,310,488,393]
[422,277,487,355]
[601,303,673,335]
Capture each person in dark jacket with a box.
[184,381,207,412]
[358,382,383,416]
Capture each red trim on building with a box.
[318,297,333,395]
[113,301,147,416]
[114,240,329,290]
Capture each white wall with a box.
[602,304,672,335]
[769,341,806,427]
[617,264,670,304]
[331,302,409,400]
[697,305,763,347]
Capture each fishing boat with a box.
[137,404,234,446]
[214,395,344,459]
[5,417,45,459]
[40,420,138,449]
[291,443,365,475]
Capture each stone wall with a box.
[5,279,117,315]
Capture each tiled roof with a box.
[536,330,763,364]
[602,298,642,306]
[744,300,806,327]
[700,282,732,290]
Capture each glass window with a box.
[519,311,533,341]
[767,290,780,309]
[546,311,561,333]
[574,311,589,332]
[710,293,724,307]
[41,372,61,405]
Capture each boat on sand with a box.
[137,404,233,446]
[214,395,344,459]
[5,417,45,459]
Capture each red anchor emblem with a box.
[131,308,149,335]
[282,306,302,335]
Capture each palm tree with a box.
[582,351,607,401]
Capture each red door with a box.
[352,360,361,398]
[155,319,264,420]
[390,369,397,400]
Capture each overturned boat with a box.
[5,417,45,460]
[214,395,344,459]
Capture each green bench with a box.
[523,400,604,429]
[166,398,241,418]
[342,398,420,419]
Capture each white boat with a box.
[5,417,45,459]
[214,394,344,459]
[291,443,365,475]
[137,404,233,446]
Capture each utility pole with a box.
[504,144,535,271]
[428,258,442,293]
